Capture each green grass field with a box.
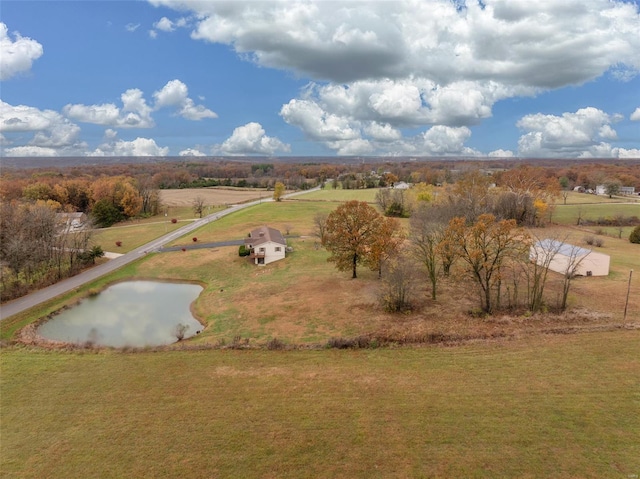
[2,331,639,479]
[91,220,188,253]
[551,203,640,226]
[298,187,379,202]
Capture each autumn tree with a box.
[366,216,405,278]
[443,214,530,313]
[273,182,286,201]
[322,200,391,279]
[90,176,143,221]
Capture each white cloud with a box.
[0,100,83,154]
[150,0,640,88]
[615,148,640,158]
[149,30,158,39]
[0,22,44,80]
[217,122,290,155]
[154,17,175,32]
[3,146,58,157]
[363,122,401,142]
[64,88,154,128]
[280,99,360,141]
[149,0,640,156]
[179,148,206,157]
[488,149,515,158]
[516,107,626,157]
[89,137,169,156]
[126,23,140,32]
[104,128,118,140]
[327,138,373,156]
[631,108,640,121]
[153,79,217,120]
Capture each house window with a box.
[259,247,265,252]
[275,247,281,252]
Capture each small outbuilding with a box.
[530,239,610,277]
[244,226,287,265]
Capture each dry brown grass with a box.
[159,187,266,207]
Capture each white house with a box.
[530,239,610,277]
[244,226,287,265]
[595,185,607,195]
[596,184,636,196]
[393,181,411,190]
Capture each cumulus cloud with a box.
[153,79,217,120]
[147,0,639,156]
[64,88,154,128]
[125,23,140,32]
[179,148,206,156]
[631,107,640,121]
[150,0,640,88]
[0,100,84,155]
[217,122,290,155]
[154,17,175,32]
[280,99,360,141]
[0,22,44,80]
[2,146,58,157]
[89,137,169,156]
[516,107,628,158]
[488,149,515,158]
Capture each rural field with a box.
[159,187,267,207]
[2,332,639,478]
[2,186,639,478]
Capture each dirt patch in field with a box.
[159,188,265,207]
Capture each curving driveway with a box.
[0,188,319,321]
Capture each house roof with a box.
[534,239,592,258]
[245,226,286,247]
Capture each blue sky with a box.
[1,0,639,158]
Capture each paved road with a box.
[0,188,318,321]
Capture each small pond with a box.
[37,281,203,348]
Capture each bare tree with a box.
[559,244,590,311]
[380,251,417,313]
[192,196,206,218]
[173,323,190,341]
[527,236,566,313]
[313,212,328,242]
[410,205,445,300]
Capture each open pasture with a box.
[551,202,640,226]
[297,187,379,202]
[1,331,638,478]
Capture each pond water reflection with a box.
[37,281,203,347]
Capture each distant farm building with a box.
[595,185,636,196]
[244,226,287,265]
[530,239,610,277]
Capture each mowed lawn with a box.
[1,331,639,479]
